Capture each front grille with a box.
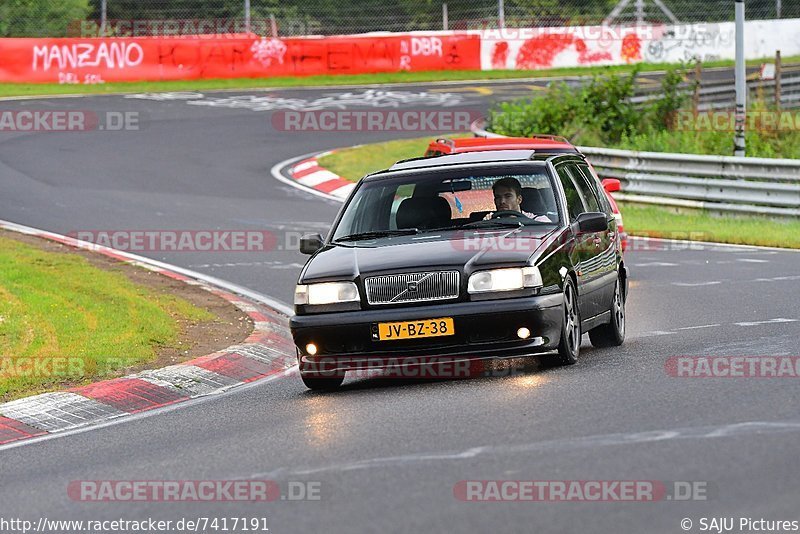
[364,271,460,305]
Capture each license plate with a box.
[377,317,455,341]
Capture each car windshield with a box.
[331,166,561,241]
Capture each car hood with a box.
[300,227,557,282]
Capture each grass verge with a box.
[0,232,227,401]
[318,134,466,181]
[317,135,800,250]
[1,55,795,98]
[617,203,800,249]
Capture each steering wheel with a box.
[491,210,528,219]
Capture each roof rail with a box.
[529,134,572,144]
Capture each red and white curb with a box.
[0,220,297,447]
[288,150,355,200]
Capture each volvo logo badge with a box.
[407,281,418,292]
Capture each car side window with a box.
[556,165,586,222]
[576,163,612,216]
[566,164,600,213]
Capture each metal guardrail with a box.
[471,119,800,218]
[630,67,800,111]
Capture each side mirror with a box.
[576,212,608,233]
[602,178,621,193]
[299,233,324,255]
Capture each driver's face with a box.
[493,186,522,212]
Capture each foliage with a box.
[488,63,800,158]
[0,0,91,37]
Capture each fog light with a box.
[305,343,318,356]
[517,327,531,339]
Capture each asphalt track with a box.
[0,77,798,534]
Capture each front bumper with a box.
[290,293,564,373]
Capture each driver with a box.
[483,177,552,222]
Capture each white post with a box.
[635,0,645,24]
[100,0,107,35]
[270,13,278,37]
[498,0,505,29]
[777,0,781,17]
[244,0,251,33]
[443,3,448,31]
[734,0,746,157]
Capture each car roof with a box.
[428,136,578,153]
[368,151,583,180]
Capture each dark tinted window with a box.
[577,163,612,215]
[567,164,600,213]
[556,165,585,222]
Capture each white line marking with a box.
[737,258,769,263]
[734,318,798,327]
[629,236,800,253]
[633,262,678,267]
[677,324,720,331]
[672,281,723,287]
[189,261,305,269]
[637,330,676,337]
[243,420,800,478]
[753,275,800,283]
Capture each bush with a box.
[0,0,91,37]
[486,64,799,158]
[488,67,642,145]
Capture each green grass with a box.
[318,135,800,249]
[619,202,800,249]
[2,54,795,98]
[0,236,214,400]
[319,134,466,181]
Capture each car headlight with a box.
[468,266,542,294]
[294,281,360,305]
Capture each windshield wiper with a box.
[461,219,524,229]
[334,228,419,242]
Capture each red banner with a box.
[0,34,480,84]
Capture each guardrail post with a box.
[693,60,702,115]
[734,0,746,157]
[775,50,782,111]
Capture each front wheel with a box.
[556,277,581,365]
[588,275,625,348]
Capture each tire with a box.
[556,277,581,365]
[588,275,626,348]
[300,370,345,391]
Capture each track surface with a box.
[0,77,798,533]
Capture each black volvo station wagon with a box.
[291,150,628,390]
